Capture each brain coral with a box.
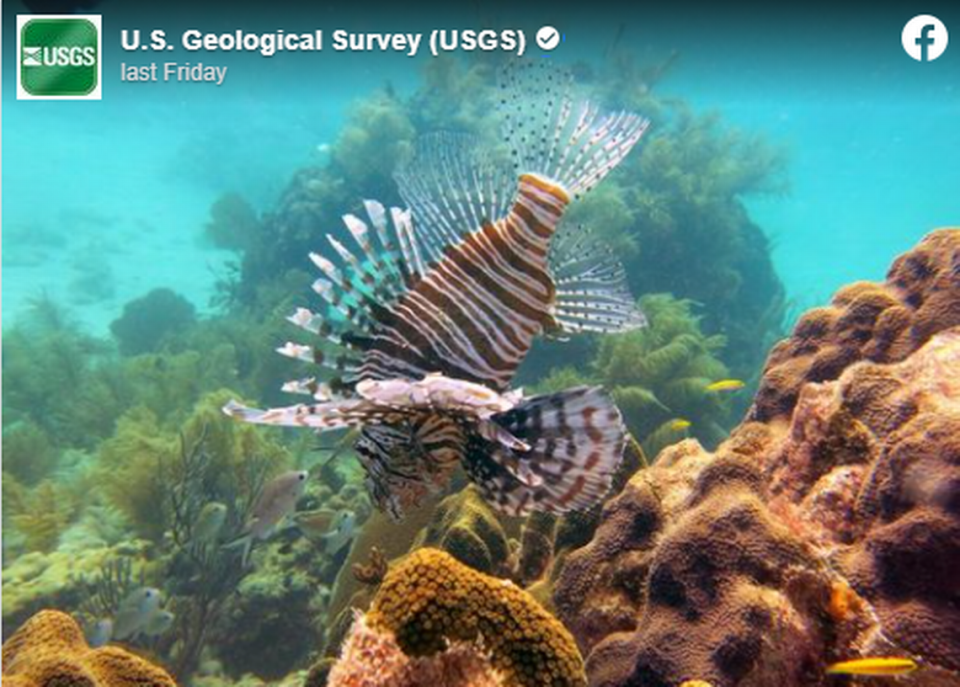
[2,609,177,687]
[369,548,586,687]
[552,228,960,687]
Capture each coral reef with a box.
[368,548,586,687]
[110,288,197,356]
[2,610,176,687]
[2,544,150,638]
[549,229,960,687]
[3,478,81,554]
[611,105,788,382]
[214,535,326,680]
[751,228,960,423]
[516,513,558,587]
[321,613,502,687]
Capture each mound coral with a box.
[551,229,960,686]
[750,228,960,423]
[2,610,176,687]
[368,548,586,687]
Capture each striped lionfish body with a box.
[225,62,651,520]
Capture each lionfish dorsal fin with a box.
[394,132,515,266]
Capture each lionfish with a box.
[224,62,651,520]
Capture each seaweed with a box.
[109,288,197,356]
[1,420,59,486]
[74,555,148,621]
[158,424,273,678]
[203,192,262,252]
[94,389,292,542]
[5,479,81,553]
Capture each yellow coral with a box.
[2,610,177,686]
[369,548,586,687]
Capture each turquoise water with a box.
[4,2,958,332]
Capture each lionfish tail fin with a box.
[463,386,626,516]
[499,61,650,196]
[549,223,647,334]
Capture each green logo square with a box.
[18,16,101,99]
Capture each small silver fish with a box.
[112,587,162,640]
[319,510,356,556]
[87,618,113,648]
[193,502,228,544]
[227,470,308,565]
[142,609,175,637]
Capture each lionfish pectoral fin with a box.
[477,419,531,453]
[222,398,399,431]
[462,386,626,517]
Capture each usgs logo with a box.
[27,46,98,67]
[17,15,102,99]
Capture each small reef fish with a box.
[142,609,175,637]
[112,587,162,640]
[224,61,650,521]
[87,618,113,648]
[826,657,918,676]
[192,502,228,544]
[704,379,746,393]
[669,418,692,431]
[228,470,309,566]
[319,510,356,556]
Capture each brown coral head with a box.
[2,610,177,687]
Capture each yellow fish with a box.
[705,379,746,393]
[826,657,918,676]
[669,418,692,431]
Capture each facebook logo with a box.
[902,15,949,61]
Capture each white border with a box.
[16,14,102,100]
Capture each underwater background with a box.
[3,0,960,685]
